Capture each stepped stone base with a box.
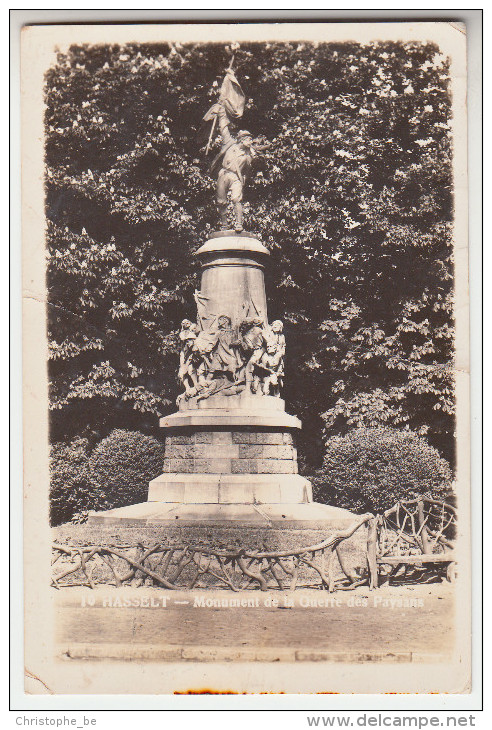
[148,474,312,504]
[87,501,356,529]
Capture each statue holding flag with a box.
[200,63,269,232]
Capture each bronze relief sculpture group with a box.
[177,315,285,405]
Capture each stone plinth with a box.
[149,391,309,506]
[87,502,357,529]
[161,393,301,429]
[195,233,269,330]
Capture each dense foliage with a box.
[49,437,106,525]
[312,427,452,514]
[49,429,164,524]
[46,41,455,467]
[86,429,164,511]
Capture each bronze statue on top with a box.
[212,104,254,233]
[200,64,270,232]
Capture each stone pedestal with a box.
[88,233,356,531]
[150,392,308,504]
[196,233,269,329]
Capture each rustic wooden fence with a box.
[52,513,373,592]
[52,498,457,591]
[367,497,457,588]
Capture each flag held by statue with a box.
[198,70,245,149]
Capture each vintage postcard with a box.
[21,21,470,697]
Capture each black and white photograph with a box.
[19,20,471,697]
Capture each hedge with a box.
[49,437,106,525]
[86,429,163,511]
[312,426,452,514]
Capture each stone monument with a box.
[91,230,353,529]
[89,65,355,532]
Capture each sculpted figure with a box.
[201,65,272,232]
[236,317,267,394]
[177,319,199,404]
[269,320,286,358]
[211,103,255,233]
[182,315,243,402]
[177,315,287,402]
[255,341,284,397]
[193,314,239,379]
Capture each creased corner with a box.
[25,668,54,695]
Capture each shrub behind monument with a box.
[87,429,163,511]
[50,437,105,526]
[313,427,452,514]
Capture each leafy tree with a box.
[45,41,455,465]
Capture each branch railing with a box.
[52,498,457,591]
[367,497,457,588]
[52,513,374,592]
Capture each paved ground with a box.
[55,582,454,662]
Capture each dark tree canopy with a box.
[45,41,455,465]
